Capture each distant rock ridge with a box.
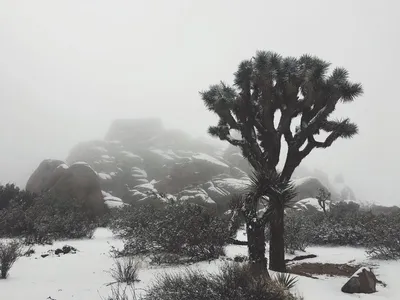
[26,118,359,212]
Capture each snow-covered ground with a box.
[1,228,398,300]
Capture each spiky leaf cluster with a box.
[201,51,363,175]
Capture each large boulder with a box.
[26,161,106,216]
[177,187,217,212]
[49,162,105,216]
[26,159,66,194]
[292,176,330,202]
[341,267,378,294]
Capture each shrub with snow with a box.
[0,183,35,211]
[0,240,22,279]
[278,201,400,259]
[144,263,301,300]
[0,192,101,244]
[111,201,230,264]
[366,212,400,260]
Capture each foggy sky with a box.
[0,0,399,206]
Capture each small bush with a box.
[144,263,300,300]
[0,240,22,279]
[109,257,141,285]
[284,211,312,254]
[366,212,400,260]
[0,192,98,244]
[274,201,400,260]
[111,202,230,264]
[103,284,140,300]
[0,184,35,210]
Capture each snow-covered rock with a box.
[26,118,358,213]
[177,187,217,211]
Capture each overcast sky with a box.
[0,0,399,205]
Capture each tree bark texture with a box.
[246,222,270,278]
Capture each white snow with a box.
[292,176,316,187]
[104,199,125,208]
[101,154,111,159]
[98,172,112,180]
[120,151,142,159]
[150,148,174,160]
[214,177,251,190]
[1,229,399,299]
[133,182,157,193]
[131,167,147,178]
[93,146,108,153]
[102,191,125,208]
[56,164,69,170]
[70,161,90,166]
[295,197,325,211]
[180,193,215,204]
[192,153,230,168]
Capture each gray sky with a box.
[0,0,399,206]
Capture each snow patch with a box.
[131,167,147,178]
[56,164,69,170]
[98,173,112,180]
[192,153,229,168]
[150,148,174,160]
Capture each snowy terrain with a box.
[1,228,398,300]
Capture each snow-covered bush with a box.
[283,211,313,254]
[277,201,400,259]
[0,193,99,244]
[144,263,301,300]
[111,202,230,264]
[0,183,35,211]
[366,212,400,260]
[0,240,22,279]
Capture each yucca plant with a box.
[274,272,298,290]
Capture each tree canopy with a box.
[201,51,363,179]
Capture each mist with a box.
[0,0,399,206]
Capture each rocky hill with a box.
[26,118,357,213]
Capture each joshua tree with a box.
[200,51,362,272]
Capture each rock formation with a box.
[26,118,357,213]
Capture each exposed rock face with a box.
[292,177,330,202]
[26,159,66,194]
[341,267,378,294]
[26,161,106,216]
[26,118,358,213]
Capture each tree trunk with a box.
[269,215,286,272]
[268,152,300,272]
[246,222,270,278]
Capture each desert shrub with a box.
[109,257,141,285]
[111,201,230,264]
[366,212,400,259]
[144,263,300,300]
[0,240,22,279]
[275,201,400,259]
[283,211,313,254]
[0,193,99,244]
[0,184,35,211]
[102,284,140,300]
